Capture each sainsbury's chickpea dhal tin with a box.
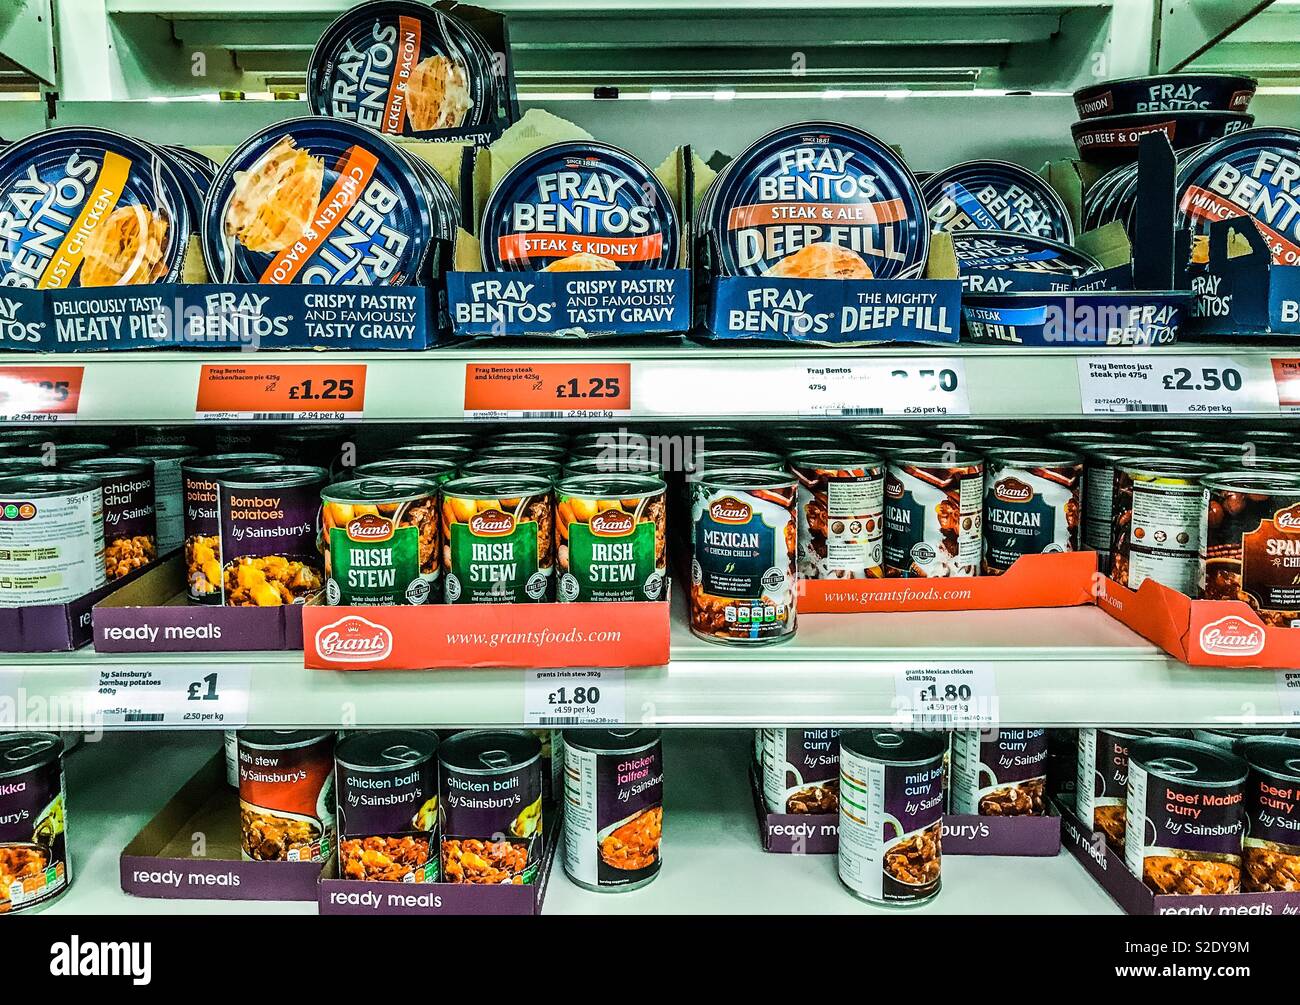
[65,456,157,581]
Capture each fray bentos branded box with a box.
[121,753,321,902]
[1188,217,1300,337]
[92,555,304,653]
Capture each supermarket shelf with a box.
[2,342,1297,422]
[43,728,1118,915]
[3,596,1295,730]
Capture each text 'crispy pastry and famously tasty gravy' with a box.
[562,729,663,893]
[182,453,285,603]
[703,121,928,280]
[1124,737,1247,896]
[1237,737,1300,893]
[441,473,554,603]
[1201,470,1300,627]
[204,117,435,285]
[65,456,157,581]
[981,447,1082,576]
[308,0,500,138]
[761,728,842,815]
[322,476,440,606]
[838,729,946,907]
[1110,456,1217,597]
[0,473,105,607]
[922,160,1073,243]
[0,732,69,913]
[883,448,983,578]
[238,730,336,864]
[480,141,679,272]
[555,473,667,603]
[438,730,543,885]
[950,728,1048,816]
[788,449,885,581]
[689,466,798,645]
[0,127,189,288]
[336,730,440,883]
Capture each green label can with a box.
[441,474,554,603]
[556,474,667,603]
[322,476,441,606]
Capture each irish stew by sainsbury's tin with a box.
[238,730,336,864]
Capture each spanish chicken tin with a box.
[203,117,433,285]
[0,126,190,288]
[480,141,679,272]
[0,732,69,914]
[922,160,1073,243]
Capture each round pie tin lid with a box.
[950,230,1100,278]
[1073,73,1256,120]
[0,126,191,288]
[202,116,433,285]
[157,143,214,228]
[306,0,499,138]
[705,121,927,280]
[480,140,679,272]
[1071,110,1255,168]
[1175,126,1300,266]
[923,159,1073,243]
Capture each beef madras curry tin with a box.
[480,141,678,272]
[703,121,928,280]
[203,117,433,285]
[0,126,190,288]
[922,160,1073,243]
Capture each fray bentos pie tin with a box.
[203,117,433,285]
[0,126,191,288]
[922,160,1073,243]
[307,0,501,139]
[703,121,928,280]
[1074,73,1256,119]
[1176,127,1300,267]
[480,141,678,272]
[950,231,1101,293]
[1072,110,1254,168]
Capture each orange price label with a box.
[0,366,84,421]
[464,362,631,418]
[1273,358,1300,410]
[196,364,367,421]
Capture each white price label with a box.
[1277,671,1300,720]
[800,358,970,417]
[524,669,625,726]
[91,665,251,728]
[1077,355,1280,415]
[895,665,998,728]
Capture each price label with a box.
[524,668,626,726]
[799,357,969,417]
[895,665,998,728]
[196,364,366,421]
[1277,671,1300,720]
[90,665,251,728]
[1078,355,1279,415]
[1272,359,1300,412]
[0,366,83,422]
[465,362,631,420]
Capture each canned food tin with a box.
[1235,736,1300,892]
[0,732,69,913]
[1081,441,1176,574]
[838,729,946,906]
[788,449,885,580]
[1047,728,1078,802]
[321,476,440,606]
[883,448,983,578]
[182,452,285,603]
[562,729,663,893]
[981,447,1082,575]
[459,456,564,483]
[1110,456,1217,595]
[441,474,554,603]
[336,730,439,883]
[490,430,570,447]
[689,466,798,645]
[950,230,1100,292]
[46,443,112,466]
[0,456,44,476]
[761,728,841,814]
[224,729,239,788]
[217,465,327,606]
[950,728,1048,816]
[354,457,461,485]
[1076,727,1174,848]
[65,456,157,580]
[273,427,350,475]
[555,474,667,603]
[238,730,336,863]
[853,433,940,455]
[564,456,664,478]
[696,448,785,472]
[383,444,472,468]
[0,473,105,607]
[1195,727,1292,750]
[923,160,1073,242]
[950,433,1037,455]
[479,443,567,462]
[1201,470,1300,626]
[123,443,198,555]
[438,730,543,885]
[1125,737,1247,895]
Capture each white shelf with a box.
[41,728,1118,916]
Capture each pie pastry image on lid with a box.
[224,134,325,254]
[763,242,873,279]
[79,206,171,286]
[544,252,620,273]
[406,54,474,133]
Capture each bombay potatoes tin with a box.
[923,160,1073,243]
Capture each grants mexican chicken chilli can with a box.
[555,474,667,603]
[883,448,983,578]
[0,732,69,914]
[981,447,1082,575]
[788,449,885,581]
[1201,470,1300,626]
[237,730,336,863]
[441,474,554,603]
[689,466,798,646]
[321,476,440,606]
[838,729,946,906]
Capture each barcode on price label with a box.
[523,668,626,725]
[465,363,631,420]
[895,665,998,729]
[1077,356,1279,416]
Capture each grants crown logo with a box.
[314,615,393,663]
[709,496,752,524]
[1198,614,1266,657]
[469,508,515,536]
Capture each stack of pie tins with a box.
[922,160,1073,243]
[307,0,506,139]
[480,141,678,272]
[202,116,456,285]
[698,121,928,280]
[0,126,194,288]
[1080,145,1201,239]
[950,231,1102,293]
